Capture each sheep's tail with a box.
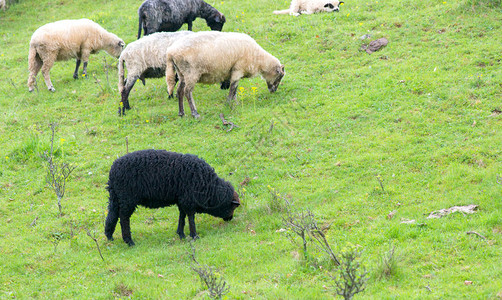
[104,185,120,240]
[27,45,39,89]
[165,52,177,97]
[137,13,143,39]
[118,56,125,94]
[28,46,37,69]
[273,9,290,14]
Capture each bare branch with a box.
[219,113,239,132]
[466,231,487,241]
[85,228,105,262]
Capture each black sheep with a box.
[137,0,226,39]
[104,149,240,246]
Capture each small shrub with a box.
[332,245,368,300]
[377,245,401,279]
[189,242,230,299]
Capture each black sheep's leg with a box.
[187,213,199,239]
[187,21,193,31]
[220,80,230,90]
[176,209,186,239]
[104,192,119,240]
[73,59,81,79]
[119,206,136,246]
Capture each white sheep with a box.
[117,31,193,115]
[165,31,285,118]
[27,18,125,92]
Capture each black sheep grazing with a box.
[104,150,240,246]
[137,0,226,39]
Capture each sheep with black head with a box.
[104,149,240,246]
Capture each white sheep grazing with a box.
[27,19,125,92]
[165,31,285,118]
[117,31,193,115]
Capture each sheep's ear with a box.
[232,200,240,206]
[277,64,285,75]
[214,12,225,23]
[339,1,344,4]
[324,3,335,8]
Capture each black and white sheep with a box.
[27,19,125,92]
[117,31,193,115]
[104,149,241,246]
[165,31,285,118]
[273,0,343,16]
[137,0,226,39]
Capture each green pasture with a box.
[0,0,501,298]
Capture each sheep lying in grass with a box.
[27,19,125,92]
[117,31,193,115]
[105,149,241,246]
[273,0,343,16]
[165,31,285,118]
[137,0,226,39]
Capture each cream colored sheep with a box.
[27,19,125,92]
[165,31,285,118]
[117,31,193,115]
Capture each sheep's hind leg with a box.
[185,85,200,119]
[227,80,239,105]
[73,59,81,79]
[82,62,89,79]
[104,195,119,241]
[120,75,139,115]
[187,213,199,239]
[40,55,56,92]
[28,56,42,92]
[176,81,186,117]
[119,206,136,246]
[176,209,186,239]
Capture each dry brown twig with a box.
[466,231,487,241]
[85,228,105,262]
[219,113,239,132]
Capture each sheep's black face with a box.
[207,13,226,31]
[267,64,285,93]
[223,191,240,221]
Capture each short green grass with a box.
[1,0,501,298]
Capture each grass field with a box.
[1,0,501,298]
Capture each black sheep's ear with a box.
[221,14,226,23]
[339,1,344,4]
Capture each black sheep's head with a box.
[207,12,226,31]
[223,191,241,221]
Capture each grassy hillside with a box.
[1,0,501,298]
